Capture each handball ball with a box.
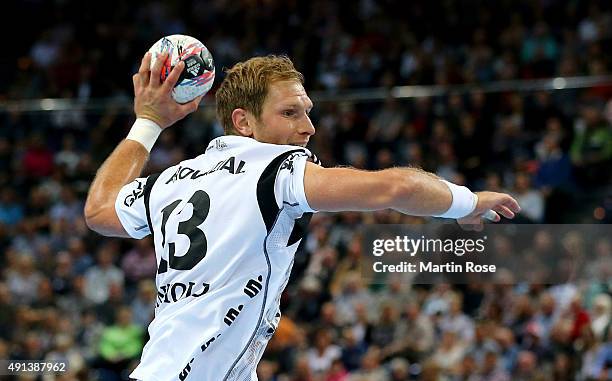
[148,34,215,104]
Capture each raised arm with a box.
[304,163,520,228]
[84,52,202,237]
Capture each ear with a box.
[231,108,253,137]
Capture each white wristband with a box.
[434,180,478,219]
[126,118,163,152]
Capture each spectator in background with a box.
[431,331,467,374]
[0,136,13,181]
[340,327,367,372]
[257,360,279,381]
[388,358,409,381]
[54,134,81,176]
[530,292,557,345]
[95,283,126,326]
[13,332,46,361]
[5,255,43,305]
[24,186,52,233]
[511,172,544,222]
[521,22,559,77]
[316,302,342,341]
[0,283,15,340]
[440,294,475,344]
[567,295,591,342]
[333,272,373,326]
[494,327,519,373]
[368,303,400,355]
[0,188,24,227]
[49,185,83,227]
[43,333,85,380]
[294,277,326,324]
[512,351,545,381]
[326,359,349,381]
[452,354,479,381]
[120,237,156,287]
[469,322,500,365]
[266,313,304,375]
[578,327,603,381]
[307,328,341,376]
[148,129,184,173]
[392,301,435,362]
[479,350,511,381]
[22,133,54,179]
[590,293,611,342]
[83,243,123,305]
[571,101,612,185]
[348,347,389,381]
[96,307,144,381]
[67,237,93,275]
[291,355,315,381]
[50,251,74,296]
[534,117,575,222]
[40,168,66,204]
[76,308,105,362]
[535,117,573,190]
[365,96,404,149]
[131,280,157,328]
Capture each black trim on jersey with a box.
[143,172,161,240]
[287,212,312,246]
[256,149,304,232]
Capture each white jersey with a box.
[115,136,319,381]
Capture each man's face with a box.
[249,80,315,147]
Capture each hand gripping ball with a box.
[148,34,215,103]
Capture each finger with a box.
[150,52,168,87]
[138,52,151,87]
[178,94,204,115]
[139,52,151,73]
[162,60,185,91]
[494,205,515,219]
[503,196,521,213]
[132,73,141,94]
[482,210,500,222]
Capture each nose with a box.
[299,115,316,137]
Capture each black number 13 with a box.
[158,190,210,274]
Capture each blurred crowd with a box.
[1,0,612,380]
[2,0,612,98]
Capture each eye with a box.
[282,109,296,117]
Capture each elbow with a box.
[84,201,105,233]
[83,202,98,231]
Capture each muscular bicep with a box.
[303,162,401,212]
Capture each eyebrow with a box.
[281,102,313,110]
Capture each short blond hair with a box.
[215,55,304,135]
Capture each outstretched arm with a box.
[304,163,520,228]
[84,52,202,237]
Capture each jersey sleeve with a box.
[115,177,151,239]
[274,150,318,213]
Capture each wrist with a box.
[126,118,162,152]
[434,180,478,219]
